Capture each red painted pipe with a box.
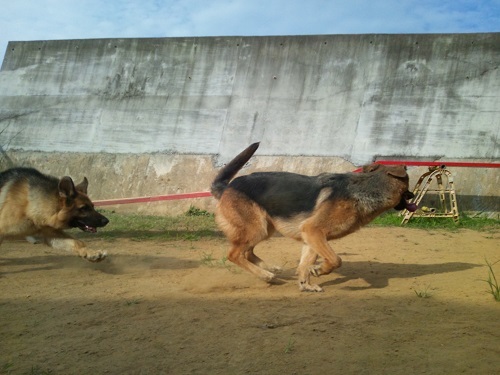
[94,191,212,206]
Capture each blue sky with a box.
[1,0,499,63]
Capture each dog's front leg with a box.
[41,229,107,262]
[301,225,342,277]
[296,245,323,292]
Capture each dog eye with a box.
[78,205,91,212]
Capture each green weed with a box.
[482,259,500,301]
[200,252,216,266]
[200,252,232,270]
[30,365,53,375]
[413,285,432,298]
[1,362,14,374]
[284,337,296,354]
[185,206,213,217]
[371,212,499,231]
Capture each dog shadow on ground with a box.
[316,260,482,290]
[0,252,199,276]
[1,245,482,287]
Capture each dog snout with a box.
[403,191,414,200]
[87,211,109,228]
[101,216,109,226]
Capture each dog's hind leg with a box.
[228,243,276,282]
[246,245,282,274]
[296,244,323,292]
[217,190,277,281]
[244,223,281,273]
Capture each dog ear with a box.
[75,177,89,194]
[362,164,381,173]
[58,176,77,200]
[387,165,408,178]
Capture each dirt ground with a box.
[1,226,499,375]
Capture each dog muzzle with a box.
[394,191,418,212]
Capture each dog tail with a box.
[211,142,260,199]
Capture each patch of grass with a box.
[75,207,220,242]
[482,259,500,302]
[185,206,212,217]
[370,213,403,227]
[200,252,232,270]
[371,212,499,231]
[413,285,432,298]
[30,365,53,375]
[200,252,216,265]
[284,337,296,354]
[2,362,14,374]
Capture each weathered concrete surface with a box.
[0,34,498,216]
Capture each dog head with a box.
[362,164,417,212]
[58,176,109,232]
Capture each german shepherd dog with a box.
[0,167,109,262]
[211,143,416,292]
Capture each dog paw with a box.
[309,259,342,277]
[267,265,283,274]
[309,266,321,277]
[84,251,107,263]
[260,270,276,283]
[25,236,42,244]
[299,281,324,292]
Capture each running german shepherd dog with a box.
[0,167,109,262]
[211,143,416,292]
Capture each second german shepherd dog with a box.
[0,167,109,262]
[211,143,416,292]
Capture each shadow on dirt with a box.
[0,253,199,276]
[321,260,482,289]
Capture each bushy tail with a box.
[211,142,260,199]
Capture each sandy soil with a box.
[1,226,499,375]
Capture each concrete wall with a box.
[0,34,499,216]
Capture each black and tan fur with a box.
[0,167,109,262]
[211,143,415,291]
